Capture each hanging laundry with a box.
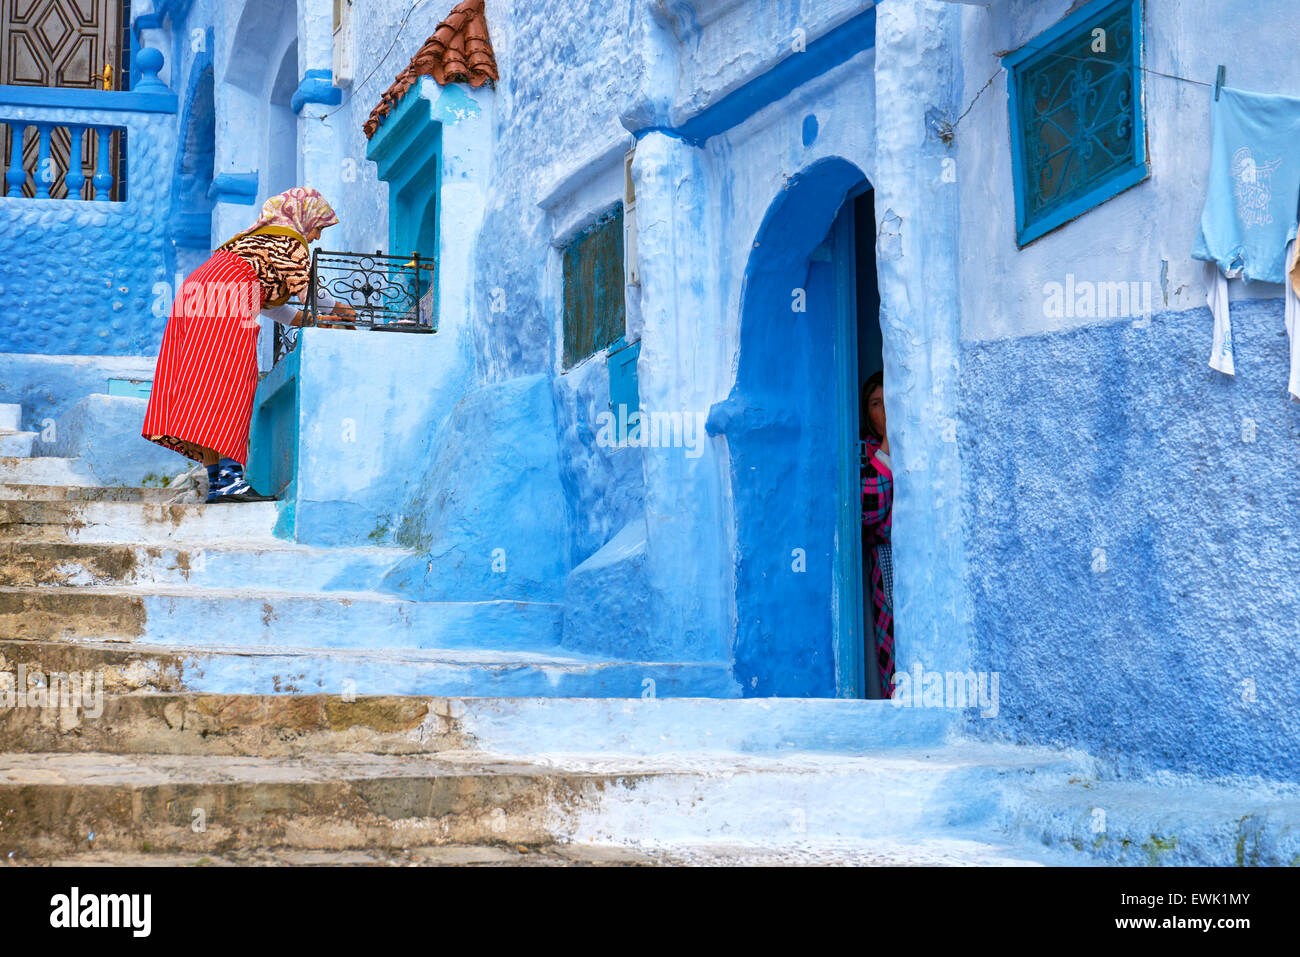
[1193,85,1300,380]
[1287,240,1300,400]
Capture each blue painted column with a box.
[93,127,114,200]
[630,131,731,663]
[32,123,52,198]
[64,124,85,199]
[4,124,25,197]
[873,0,971,680]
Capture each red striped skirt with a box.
[142,250,263,465]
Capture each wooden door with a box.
[0,0,125,199]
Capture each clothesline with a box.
[953,56,1217,131]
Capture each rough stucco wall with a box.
[382,372,569,603]
[0,108,175,355]
[553,356,645,565]
[459,0,653,572]
[321,0,401,257]
[961,300,1300,782]
[469,0,646,380]
[210,0,301,245]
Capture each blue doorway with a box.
[722,158,880,698]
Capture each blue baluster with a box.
[4,123,25,198]
[64,124,86,200]
[33,122,52,199]
[93,127,113,201]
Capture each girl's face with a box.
[867,385,886,440]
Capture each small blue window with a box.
[1004,0,1148,246]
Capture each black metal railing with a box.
[270,248,436,366]
[307,249,436,331]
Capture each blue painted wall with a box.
[962,299,1300,781]
[0,103,176,355]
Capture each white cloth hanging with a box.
[1204,247,1300,399]
[1205,261,1235,376]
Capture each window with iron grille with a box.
[562,205,626,368]
[1004,0,1148,246]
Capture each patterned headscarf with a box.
[247,186,339,239]
[219,188,339,307]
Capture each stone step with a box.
[0,691,952,757]
[0,541,408,592]
[0,483,180,503]
[0,638,739,697]
[21,842,658,867]
[0,692,464,756]
[0,404,20,433]
[0,430,36,458]
[0,586,566,651]
[0,498,277,545]
[0,456,95,486]
[0,743,1091,860]
[997,776,1300,867]
[0,750,616,857]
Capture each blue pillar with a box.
[93,127,114,200]
[4,123,25,197]
[65,124,86,199]
[32,123,52,199]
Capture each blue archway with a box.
[710,157,871,697]
[166,54,215,278]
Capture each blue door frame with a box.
[830,187,867,698]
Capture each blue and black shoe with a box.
[206,458,276,504]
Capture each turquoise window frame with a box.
[365,84,442,321]
[1003,0,1148,247]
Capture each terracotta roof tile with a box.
[364,0,499,139]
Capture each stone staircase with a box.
[0,403,36,458]
[0,686,1098,864]
[0,418,737,698]
[3,401,1296,865]
[0,423,1077,864]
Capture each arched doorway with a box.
[224,0,298,205]
[168,63,215,279]
[266,40,299,199]
[716,157,880,698]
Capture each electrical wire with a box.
[315,0,432,123]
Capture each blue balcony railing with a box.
[1,120,126,201]
[0,46,174,204]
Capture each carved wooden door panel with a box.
[1,0,125,199]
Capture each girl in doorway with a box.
[861,371,895,697]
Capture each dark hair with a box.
[860,371,884,441]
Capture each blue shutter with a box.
[607,337,640,443]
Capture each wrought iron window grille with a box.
[1003,0,1148,246]
[271,248,435,365]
